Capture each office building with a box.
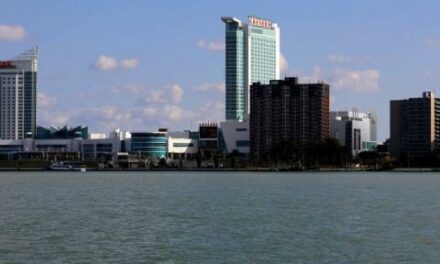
[222,16,280,121]
[167,131,198,159]
[220,120,250,155]
[390,92,440,164]
[250,77,330,159]
[0,48,38,139]
[330,110,378,157]
[130,131,168,159]
[199,122,218,153]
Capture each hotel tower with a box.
[0,48,38,140]
[221,16,280,121]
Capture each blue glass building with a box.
[130,132,167,158]
[222,16,280,121]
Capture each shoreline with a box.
[0,167,439,172]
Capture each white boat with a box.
[48,162,86,172]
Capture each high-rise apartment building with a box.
[250,77,330,159]
[222,16,280,121]
[0,48,38,140]
[390,92,440,164]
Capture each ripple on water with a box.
[0,171,440,263]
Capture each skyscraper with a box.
[0,48,38,140]
[222,16,280,121]
[250,77,330,160]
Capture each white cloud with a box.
[146,90,166,103]
[164,101,223,124]
[37,92,57,107]
[168,84,184,103]
[193,82,225,93]
[164,105,185,121]
[423,37,440,47]
[95,55,118,71]
[120,58,139,69]
[110,83,147,95]
[143,107,158,117]
[195,101,224,123]
[38,107,70,128]
[39,110,69,127]
[68,106,143,132]
[196,40,206,48]
[95,56,140,71]
[0,24,25,41]
[280,53,288,73]
[37,81,222,133]
[301,66,380,93]
[207,42,225,51]
[331,69,380,92]
[37,97,224,133]
[197,40,225,52]
[300,66,325,83]
[139,84,184,104]
[327,54,352,63]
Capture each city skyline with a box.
[2,1,440,141]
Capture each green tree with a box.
[228,149,240,168]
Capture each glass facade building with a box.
[36,125,88,139]
[131,132,167,159]
[222,16,280,121]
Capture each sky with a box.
[1,0,440,141]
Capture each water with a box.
[1,171,440,263]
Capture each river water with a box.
[0,171,439,263]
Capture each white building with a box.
[0,134,121,162]
[109,128,131,140]
[0,48,38,139]
[167,131,198,159]
[330,110,378,156]
[220,120,250,155]
[89,133,107,140]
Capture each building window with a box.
[173,143,194,148]
[97,143,113,153]
[236,140,250,147]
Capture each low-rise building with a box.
[330,110,378,157]
[220,120,250,155]
[36,125,88,139]
[130,131,168,159]
[0,137,120,162]
[199,123,219,154]
[167,131,198,159]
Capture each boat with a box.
[48,162,87,172]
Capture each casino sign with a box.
[0,61,16,69]
[248,16,273,29]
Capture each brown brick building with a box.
[390,92,440,165]
[250,77,330,159]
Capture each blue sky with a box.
[1,0,440,140]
